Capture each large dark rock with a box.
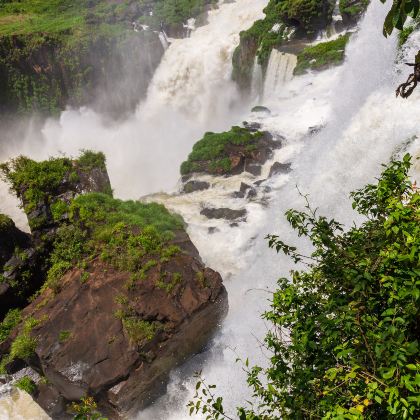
[9,238,226,418]
[200,207,247,221]
[182,180,210,194]
[268,162,292,178]
[0,153,227,419]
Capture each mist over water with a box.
[1,0,420,419]
[0,0,267,230]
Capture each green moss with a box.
[294,34,350,75]
[9,317,40,361]
[50,200,69,222]
[339,0,369,17]
[15,376,37,394]
[0,308,22,343]
[122,317,159,343]
[180,126,263,175]
[44,192,183,293]
[156,271,182,293]
[58,330,71,343]
[0,213,14,231]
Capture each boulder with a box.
[15,244,226,417]
[200,207,247,221]
[180,126,283,178]
[182,180,210,194]
[251,106,271,114]
[268,162,292,178]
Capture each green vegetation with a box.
[294,33,350,75]
[77,150,106,171]
[0,308,22,342]
[0,150,109,229]
[180,126,263,175]
[232,0,334,86]
[70,396,108,420]
[58,330,71,343]
[138,0,216,29]
[45,192,183,293]
[339,0,369,17]
[0,213,14,231]
[156,271,182,293]
[0,0,139,114]
[115,304,161,343]
[189,155,420,419]
[0,316,41,373]
[382,0,420,36]
[15,376,37,394]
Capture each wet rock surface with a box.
[200,207,247,221]
[182,180,210,194]
[268,162,292,177]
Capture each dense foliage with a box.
[190,155,420,419]
[44,192,184,293]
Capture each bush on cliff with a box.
[189,155,420,419]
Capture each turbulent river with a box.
[1,0,420,418]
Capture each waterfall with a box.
[1,0,420,418]
[250,56,263,102]
[158,30,170,50]
[138,1,420,419]
[0,0,267,231]
[262,50,297,100]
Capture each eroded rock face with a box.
[0,153,227,419]
[16,238,226,418]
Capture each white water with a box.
[138,2,420,419]
[1,0,420,419]
[0,0,267,231]
[262,50,297,101]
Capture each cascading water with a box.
[0,0,267,232]
[137,2,420,419]
[1,0,420,419]
[262,50,297,100]
[250,57,264,102]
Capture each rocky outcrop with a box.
[269,162,292,177]
[0,151,227,419]
[200,207,247,221]
[182,180,210,194]
[12,242,226,418]
[180,125,283,178]
[0,151,112,316]
[0,26,164,118]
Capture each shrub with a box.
[190,155,420,419]
[15,376,37,394]
[0,308,22,343]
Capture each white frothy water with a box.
[138,2,420,419]
[0,0,267,231]
[263,50,297,100]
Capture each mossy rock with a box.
[294,33,350,75]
